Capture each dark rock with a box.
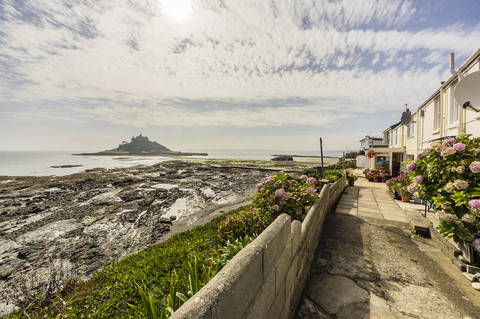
[271,155,294,161]
[0,160,268,312]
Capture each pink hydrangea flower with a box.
[473,239,480,253]
[306,177,317,184]
[272,205,280,212]
[264,176,274,184]
[443,138,456,145]
[406,161,416,171]
[462,214,474,223]
[435,210,448,221]
[453,179,469,190]
[306,187,316,195]
[407,183,419,194]
[469,161,480,173]
[453,143,466,151]
[275,188,285,198]
[468,199,480,210]
[413,175,423,183]
[441,147,456,157]
[476,149,480,154]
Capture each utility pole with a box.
[320,137,325,178]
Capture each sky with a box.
[1,0,480,153]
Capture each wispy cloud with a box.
[0,0,479,132]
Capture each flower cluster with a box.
[407,134,480,244]
[252,171,320,221]
[386,173,411,195]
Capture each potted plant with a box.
[346,174,357,186]
[364,170,374,182]
[386,178,401,200]
[398,185,411,202]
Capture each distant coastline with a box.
[74,134,208,157]
[73,151,208,157]
[271,154,334,158]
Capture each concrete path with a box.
[294,177,480,319]
[335,177,408,223]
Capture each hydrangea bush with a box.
[218,171,327,241]
[252,172,320,221]
[406,134,480,248]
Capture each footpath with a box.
[294,176,480,319]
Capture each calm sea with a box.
[0,150,342,177]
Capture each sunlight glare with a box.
[162,0,192,21]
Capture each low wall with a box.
[170,175,346,319]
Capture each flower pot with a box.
[394,191,401,200]
[348,179,354,186]
[401,194,410,202]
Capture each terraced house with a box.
[361,49,480,173]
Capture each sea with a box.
[0,150,342,177]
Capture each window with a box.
[452,103,459,123]
[407,122,414,138]
[451,85,459,123]
[434,96,441,130]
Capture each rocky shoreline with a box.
[0,160,278,312]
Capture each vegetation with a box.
[5,213,229,318]
[406,134,480,246]
[5,169,343,318]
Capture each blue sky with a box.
[0,0,479,152]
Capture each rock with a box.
[295,298,330,319]
[271,155,293,161]
[472,282,480,290]
[0,160,269,311]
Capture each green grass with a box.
[6,213,232,318]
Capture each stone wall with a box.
[170,176,346,319]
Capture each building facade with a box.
[359,49,480,173]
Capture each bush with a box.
[407,134,480,245]
[217,207,273,242]
[252,172,319,221]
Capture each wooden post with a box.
[320,138,325,178]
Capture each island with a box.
[74,134,208,156]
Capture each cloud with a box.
[0,0,479,130]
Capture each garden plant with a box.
[405,134,480,258]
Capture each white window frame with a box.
[407,122,414,138]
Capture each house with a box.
[359,49,480,172]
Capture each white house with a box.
[362,49,480,173]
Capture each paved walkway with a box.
[295,176,480,319]
[335,177,408,223]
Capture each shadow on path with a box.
[294,210,480,319]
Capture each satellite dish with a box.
[401,108,412,125]
[455,71,480,112]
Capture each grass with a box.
[387,234,396,244]
[5,212,234,318]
